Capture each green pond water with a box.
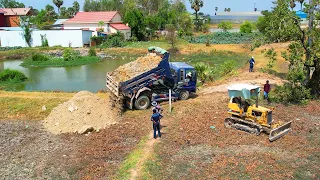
[0,58,133,92]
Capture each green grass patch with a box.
[115,136,148,179]
[0,69,28,91]
[20,56,101,68]
[185,32,259,44]
[171,50,249,80]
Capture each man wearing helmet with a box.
[151,101,163,115]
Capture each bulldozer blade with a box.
[269,121,292,142]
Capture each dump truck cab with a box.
[169,62,197,98]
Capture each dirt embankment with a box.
[43,91,119,134]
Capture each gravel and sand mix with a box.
[43,91,119,134]
[109,55,162,82]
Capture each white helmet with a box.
[151,101,157,107]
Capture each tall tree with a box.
[53,0,63,13]
[215,6,218,15]
[73,1,80,14]
[0,0,25,8]
[290,0,296,10]
[124,8,146,40]
[189,0,203,31]
[253,0,320,100]
[59,7,68,18]
[298,0,304,10]
[45,5,58,20]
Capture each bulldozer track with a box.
[225,117,262,136]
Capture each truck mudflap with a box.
[269,121,292,142]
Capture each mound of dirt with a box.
[109,55,162,82]
[43,91,119,134]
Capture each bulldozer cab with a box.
[226,84,292,142]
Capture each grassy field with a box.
[20,56,101,68]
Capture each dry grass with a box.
[0,91,110,120]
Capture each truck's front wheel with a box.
[134,95,150,110]
[179,90,190,100]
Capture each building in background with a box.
[63,11,131,39]
[211,12,263,24]
[0,8,35,27]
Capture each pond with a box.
[0,58,133,92]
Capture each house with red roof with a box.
[63,11,131,39]
[0,8,35,27]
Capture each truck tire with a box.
[179,90,190,100]
[134,95,150,110]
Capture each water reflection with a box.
[1,58,133,92]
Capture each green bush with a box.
[40,34,49,47]
[218,21,233,32]
[31,53,50,61]
[88,47,96,56]
[240,21,254,33]
[99,32,125,48]
[194,62,214,83]
[271,83,311,104]
[63,48,80,61]
[219,60,236,75]
[0,69,27,82]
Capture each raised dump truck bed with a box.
[106,52,197,111]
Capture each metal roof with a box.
[170,62,194,70]
[53,19,69,25]
[64,11,119,24]
[0,8,32,16]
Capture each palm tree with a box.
[189,0,204,30]
[224,8,227,12]
[298,0,304,10]
[215,6,218,13]
[98,21,105,32]
[53,0,63,13]
[290,0,296,11]
[227,8,231,12]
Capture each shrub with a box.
[0,69,27,82]
[271,83,311,104]
[40,34,49,47]
[88,47,96,56]
[194,62,214,83]
[31,53,50,61]
[219,60,236,75]
[218,21,233,32]
[240,21,254,33]
[99,32,125,48]
[201,23,210,33]
[63,48,80,61]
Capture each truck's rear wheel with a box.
[134,95,150,110]
[179,90,189,100]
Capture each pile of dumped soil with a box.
[43,91,118,134]
[109,55,162,82]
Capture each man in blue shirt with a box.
[151,108,163,139]
[249,56,255,72]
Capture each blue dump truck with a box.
[106,52,197,111]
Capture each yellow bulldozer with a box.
[225,84,292,142]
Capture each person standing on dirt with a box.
[249,56,255,72]
[264,80,271,101]
[151,108,162,139]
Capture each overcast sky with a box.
[17,0,301,15]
